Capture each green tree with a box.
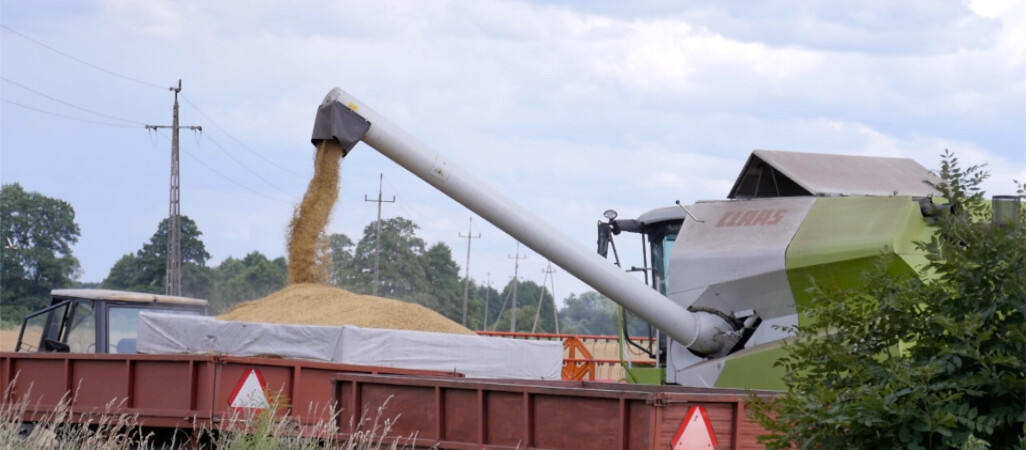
[210,251,287,313]
[559,291,620,335]
[491,279,558,333]
[750,151,1025,449]
[349,217,428,298]
[419,242,463,322]
[101,216,213,299]
[0,183,81,323]
[324,233,356,289]
[476,282,502,331]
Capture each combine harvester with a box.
[309,88,958,390]
[8,87,1013,449]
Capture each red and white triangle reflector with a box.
[671,406,718,449]
[228,368,270,410]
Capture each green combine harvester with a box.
[603,150,967,389]
[312,88,1019,390]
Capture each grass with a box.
[0,378,423,449]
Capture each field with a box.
[1,327,19,352]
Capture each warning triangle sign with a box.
[228,368,270,410]
[671,406,718,449]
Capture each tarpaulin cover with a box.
[335,326,563,379]
[136,313,563,380]
[136,313,343,361]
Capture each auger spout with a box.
[310,87,737,354]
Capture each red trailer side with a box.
[1,352,774,449]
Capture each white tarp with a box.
[136,313,563,380]
[335,326,562,379]
[136,313,343,361]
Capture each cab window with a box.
[647,221,682,296]
[65,301,96,352]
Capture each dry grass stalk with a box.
[2,376,427,449]
[0,376,154,449]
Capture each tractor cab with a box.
[15,289,208,354]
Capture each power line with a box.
[1,98,141,128]
[146,80,202,296]
[1,24,166,90]
[459,216,482,326]
[154,130,293,204]
[180,95,306,179]
[482,272,492,331]
[380,176,433,224]
[365,173,396,297]
[531,263,558,333]
[1,76,145,125]
[200,133,297,199]
[1,25,305,185]
[508,242,527,332]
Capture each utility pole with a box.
[547,263,559,334]
[482,272,491,331]
[145,79,201,296]
[459,216,481,326]
[364,173,395,296]
[508,242,526,332]
[532,262,558,333]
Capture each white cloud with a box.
[2,0,1022,292]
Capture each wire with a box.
[380,176,434,224]
[1,24,167,90]
[1,76,146,125]
[152,130,294,204]
[2,98,142,128]
[200,133,297,199]
[180,95,306,179]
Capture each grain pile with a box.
[287,140,343,284]
[219,283,475,335]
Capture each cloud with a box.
[3,0,1022,291]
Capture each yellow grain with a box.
[218,283,474,335]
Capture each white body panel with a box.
[665,198,813,385]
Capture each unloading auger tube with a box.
[310,87,738,356]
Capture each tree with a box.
[210,251,287,313]
[750,151,1025,449]
[476,282,502,331]
[349,217,429,298]
[325,233,356,289]
[419,242,463,322]
[0,183,81,324]
[491,279,558,333]
[559,291,620,335]
[102,216,213,298]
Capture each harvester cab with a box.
[14,289,207,354]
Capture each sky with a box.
[1,0,1023,303]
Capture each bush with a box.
[750,151,1025,449]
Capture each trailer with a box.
[1,352,774,449]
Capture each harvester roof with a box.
[729,150,941,199]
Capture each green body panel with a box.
[785,196,933,318]
[624,366,665,385]
[714,344,788,390]
[711,197,934,389]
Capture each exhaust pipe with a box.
[311,88,736,353]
